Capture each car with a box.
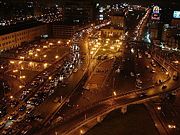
[146,65,150,69]
[0,121,5,129]
[53,97,60,103]
[21,125,32,135]
[19,105,26,111]
[151,70,155,73]
[130,72,135,77]
[139,92,147,98]
[162,85,167,89]
[16,114,26,122]
[73,68,78,73]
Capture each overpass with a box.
[39,70,179,135]
[37,39,180,135]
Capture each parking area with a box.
[0,39,70,96]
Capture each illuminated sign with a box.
[151,6,160,21]
[153,6,160,14]
[173,11,180,19]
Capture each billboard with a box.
[151,6,160,21]
[173,11,180,19]
[153,6,160,14]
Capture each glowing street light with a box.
[92,47,96,51]
[13,69,18,73]
[29,62,33,66]
[20,56,25,60]
[29,52,33,55]
[80,129,84,134]
[43,55,47,58]
[110,46,115,50]
[168,124,176,129]
[43,45,48,48]
[10,61,15,64]
[55,55,59,59]
[94,44,99,47]
[90,51,94,55]
[18,61,22,64]
[113,91,117,96]
[157,106,161,110]
[20,76,26,79]
[19,85,24,89]
[36,49,41,52]
[44,63,48,68]
[131,48,135,53]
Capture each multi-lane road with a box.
[0,5,179,135]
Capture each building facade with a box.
[0,24,48,52]
[51,23,78,39]
[162,26,180,49]
[62,0,95,23]
[101,14,125,39]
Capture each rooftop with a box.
[0,20,45,36]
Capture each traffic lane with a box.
[113,42,169,93]
[135,52,168,88]
[29,40,89,128]
[58,78,180,135]
[43,103,110,135]
[45,82,166,135]
[0,54,69,132]
[47,44,168,126]
[113,43,136,92]
[51,59,115,124]
[50,52,177,133]
[0,42,83,133]
[31,60,87,121]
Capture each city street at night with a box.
[0,1,180,135]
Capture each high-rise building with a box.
[62,0,95,24]
[101,13,126,39]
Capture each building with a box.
[100,13,126,39]
[149,23,160,40]
[62,0,95,23]
[171,19,180,27]
[162,25,180,49]
[101,26,125,38]
[0,24,48,52]
[111,15,125,28]
[51,22,79,39]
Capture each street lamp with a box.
[110,46,115,50]
[44,63,48,68]
[55,55,59,59]
[80,129,84,135]
[19,85,24,89]
[18,61,22,64]
[157,106,161,110]
[36,49,41,52]
[113,91,117,96]
[10,61,14,64]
